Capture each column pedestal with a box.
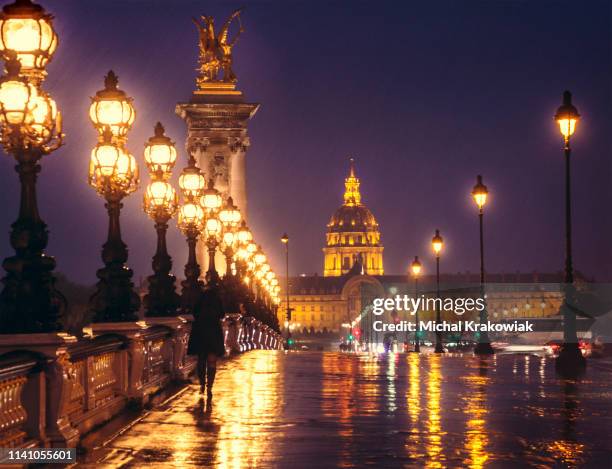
[176,83,259,277]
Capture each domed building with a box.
[323,159,384,276]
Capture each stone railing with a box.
[0,314,282,449]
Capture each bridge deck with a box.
[78,351,612,467]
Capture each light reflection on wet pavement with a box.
[83,352,612,468]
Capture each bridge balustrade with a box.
[0,313,282,449]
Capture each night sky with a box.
[0,0,610,285]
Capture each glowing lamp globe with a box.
[219,196,241,228]
[89,134,138,196]
[554,91,580,140]
[431,229,443,256]
[200,179,222,213]
[471,175,488,210]
[254,247,266,265]
[205,216,222,238]
[410,256,422,277]
[0,59,34,126]
[222,230,236,248]
[26,88,60,143]
[236,221,252,245]
[144,180,178,218]
[89,71,135,139]
[0,0,58,80]
[144,122,176,177]
[178,165,205,200]
[235,247,248,260]
[177,202,204,232]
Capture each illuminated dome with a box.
[323,158,383,277]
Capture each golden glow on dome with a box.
[343,157,361,206]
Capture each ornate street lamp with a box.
[199,179,223,285]
[553,91,585,375]
[410,256,422,353]
[472,175,494,355]
[0,55,65,333]
[233,221,251,278]
[177,155,205,314]
[431,229,444,353]
[0,0,58,85]
[142,123,179,317]
[88,123,139,322]
[88,70,140,322]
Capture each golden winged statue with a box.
[193,8,244,87]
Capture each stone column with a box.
[176,83,259,277]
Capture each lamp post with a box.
[177,154,205,314]
[472,175,494,355]
[0,48,65,332]
[88,71,140,323]
[219,196,241,276]
[410,256,422,353]
[281,233,291,345]
[432,229,444,353]
[142,123,179,317]
[554,90,586,374]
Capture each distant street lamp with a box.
[0,50,65,332]
[88,71,140,322]
[553,90,586,375]
[203,215,222,284]
[142,123,179,317]
[472,175,494,355]
[431,229,444,353]
[253,245,267,301]
[177,155,205,314]
[234,221,252,277]
[410,256,422,353]
[219,196,241,276]
[200,179,223,284]
[281,233,291,346]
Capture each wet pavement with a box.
[81,351,612,468]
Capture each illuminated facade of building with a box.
[279,161,572,336]
[323,159,383,277]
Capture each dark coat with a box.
[187,287,226,357]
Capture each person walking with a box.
[188,281,226,400]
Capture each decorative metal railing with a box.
[0,314,282,449]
